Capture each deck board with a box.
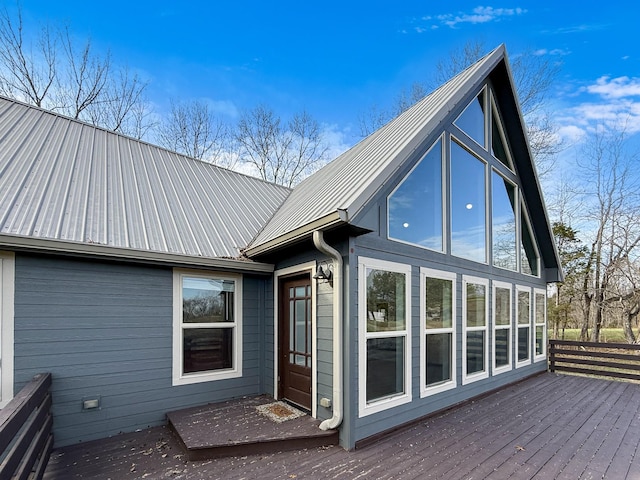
[44,373,640,479]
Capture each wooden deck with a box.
[167,395,338,460]
[44,373,640,479]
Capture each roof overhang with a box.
[0,234,274,274]
[244,210,348,257]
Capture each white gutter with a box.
[312,230,343,431]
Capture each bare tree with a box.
[577,126,640,342]
[234,105,328,187]
[157,99,231,166]
[0,5,150,136]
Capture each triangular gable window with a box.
[388,138,444,252]
[490,97,514,170]
[454,89,486,148]
[520,201,539,276]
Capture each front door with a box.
[279,274,312,410]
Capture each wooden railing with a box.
[549,340,640,381]
[0,373,53,480]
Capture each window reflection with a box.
[454,92,485,147]
[451,141,486,263]
[388,139,443,251]
[492,172,517,270]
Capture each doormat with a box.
[255,401,305,423]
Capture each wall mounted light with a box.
[313,262,333,286]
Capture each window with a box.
[492,171,517,271]
[454,89,486,148]
[493,281,512,375]
[359,257,411,416]
[463,276,489,384]
[534,289,547,362]
[388,137,444,252]
[516,286,531,367]
[451,140,487,263]
[490,97,514,170]
[0,252,15,408]
[521,201,540,276]
[173,270,242,385]
[420,268,456,396]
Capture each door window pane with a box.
[451,141,487,263]
[388,139,443,251]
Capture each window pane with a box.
[518,290,530,325]
[295,299,306,354]
[518,327,530,361]
[182,277,235,323]
[183,327,232,373]
[466,331,485,374]
[454,93,485,147]
[536,326,545,355]
[535,293,546,324]
[366,337,405,402]
[451,141,486,263]
[388,140,443,251]
[426,277,453,329]
[466,282,486,327]
[495,329,510,367]
[492,172,517,271]
[366,268,406,332]
[495,287,511,326]
[521,205,539,276]
[426,333,452,386]
[491,109,512,169]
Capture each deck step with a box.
[167,395,339,461]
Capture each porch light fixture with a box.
[313,262,333,286]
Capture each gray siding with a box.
[349,238,548,446]
[13,253,268,447]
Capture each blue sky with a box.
[11,1,640,154]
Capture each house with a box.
[0,45,561,450]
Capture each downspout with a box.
[313,230,343,431]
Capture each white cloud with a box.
[419,6,526,30]
[533,48,571,57]
[585,76,640,99]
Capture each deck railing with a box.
[0,373,53,480]
[549,339,640,381]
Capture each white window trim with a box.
[462,275,489,385]
[358,257,412,417]
[0,252,15,408]
[172,269,243,386]
[492,280,513,376]
[534,288,547,363]
[273,261,317,418]
[420,268,456,397]
[516,285,532,368]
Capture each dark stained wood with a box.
[166,395,338,460]
[0,373,53,480]
[44,373,640,479]
[279,274,313,410]
[549,339,640,382]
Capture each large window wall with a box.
[387,84,540,277]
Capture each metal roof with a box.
[0,97,291,262]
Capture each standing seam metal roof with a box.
[246,46,504,251]
[0,98,291,260]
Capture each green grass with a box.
[550,328,629,343]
